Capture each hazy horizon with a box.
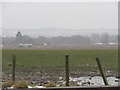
[1,28,118,38]
[1,2,118,37]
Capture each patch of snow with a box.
[34,86,45,88]
[28,86,33,88]
[59,76,118,86]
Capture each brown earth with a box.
[2,44,118,50]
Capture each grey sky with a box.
[1,2,118,37]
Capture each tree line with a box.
[1,32,118,46]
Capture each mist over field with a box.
[2,28,118,38]
[1,30,118,49]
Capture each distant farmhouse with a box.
[15,31,33,48]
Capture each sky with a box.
[0,1,118,37]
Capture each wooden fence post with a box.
[65,54,69,86]
[96,57,109,85]
[12,54,16,83]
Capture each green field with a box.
[2,50,118,74]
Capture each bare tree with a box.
[91,33,100,44]
[101,33,109,44]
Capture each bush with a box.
[14,81,28,88]
[2,81,14,88]
[45,82,56,87]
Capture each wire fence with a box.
[2,50,118,85]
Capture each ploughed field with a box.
[2,50,118,85]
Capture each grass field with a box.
[2,50,118,73]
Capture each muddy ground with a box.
[2,69,118,86]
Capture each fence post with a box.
[96,57,109,85]
[12,54,16,83]
[65,54,69,86]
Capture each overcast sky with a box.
[1,1,118,37]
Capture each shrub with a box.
[45,82,56,87]
[14,81,28,88]
[2,81,14,88]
